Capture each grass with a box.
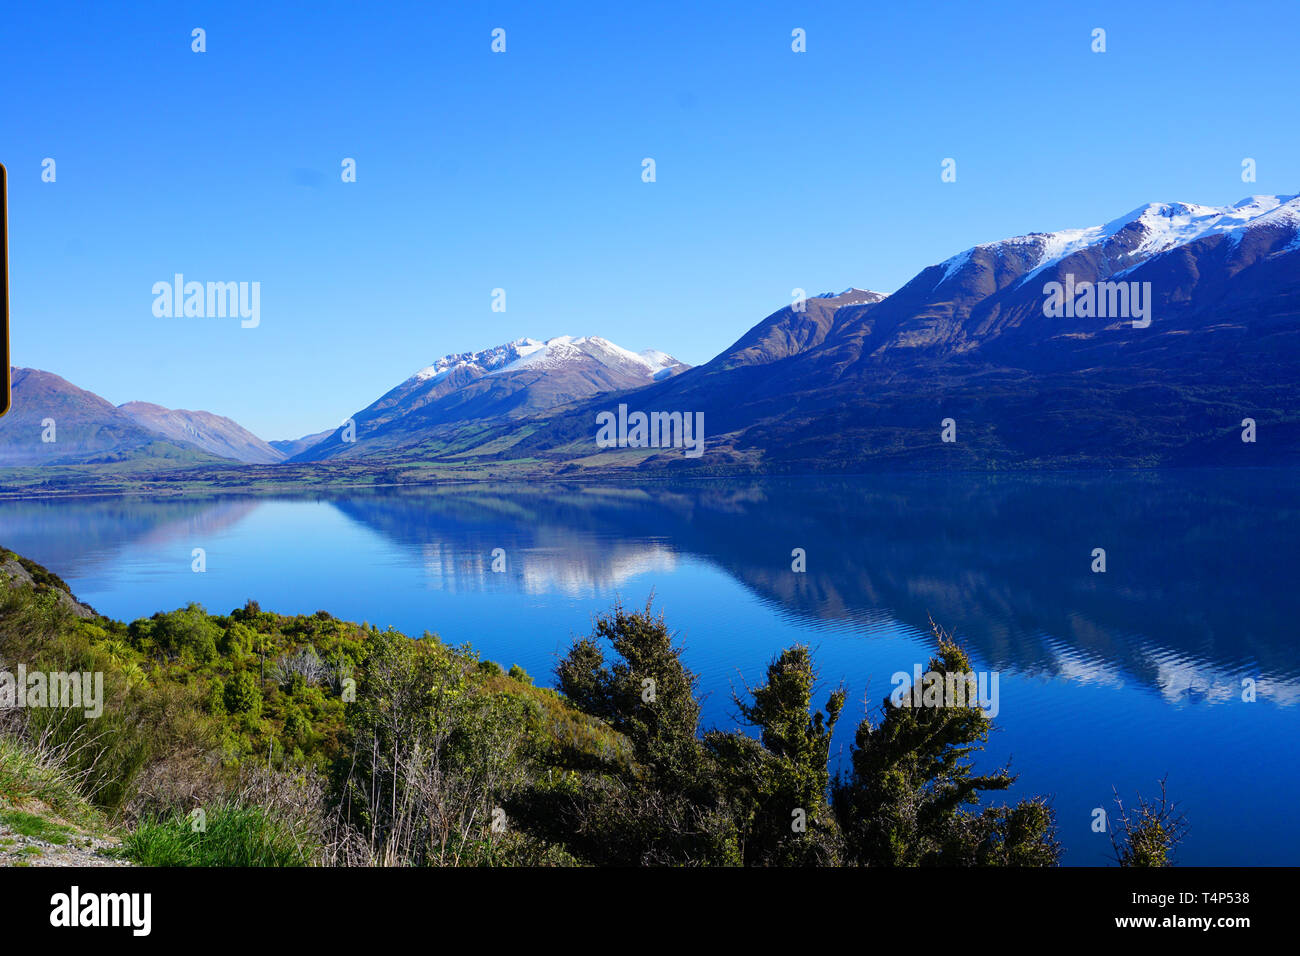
[0,732,104,830]
[117,804,316,867]
[0,809,74,844]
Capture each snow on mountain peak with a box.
[406,339,537,385]
[405,336,685,387]
[1230,195,1300,249]
[1104,195,1294,258]
[491,335,685,378]
[935,194,1300,290]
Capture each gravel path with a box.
[0,816,132,867]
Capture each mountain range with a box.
[3,194,1297,475]
[0,368,228,467]
[116,401,284,464]
[442,194,1300,472]
[0,336,688,468]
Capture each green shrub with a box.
[219,622,257,657]
[224,672,261,715]
[129,604,222,663]
[206,678,226,715]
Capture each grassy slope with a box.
[0,546,626,866]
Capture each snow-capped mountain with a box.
[469,193,1300,471]
[936,194,1300,290]
[13,193,1295,475]
[294,336,688,461]
[407,336,685,386]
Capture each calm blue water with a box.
[3,471,1297,865]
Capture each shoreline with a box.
[3,460,1296,502]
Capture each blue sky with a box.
[2,0,1297,439]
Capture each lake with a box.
[2,469,1297,865]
